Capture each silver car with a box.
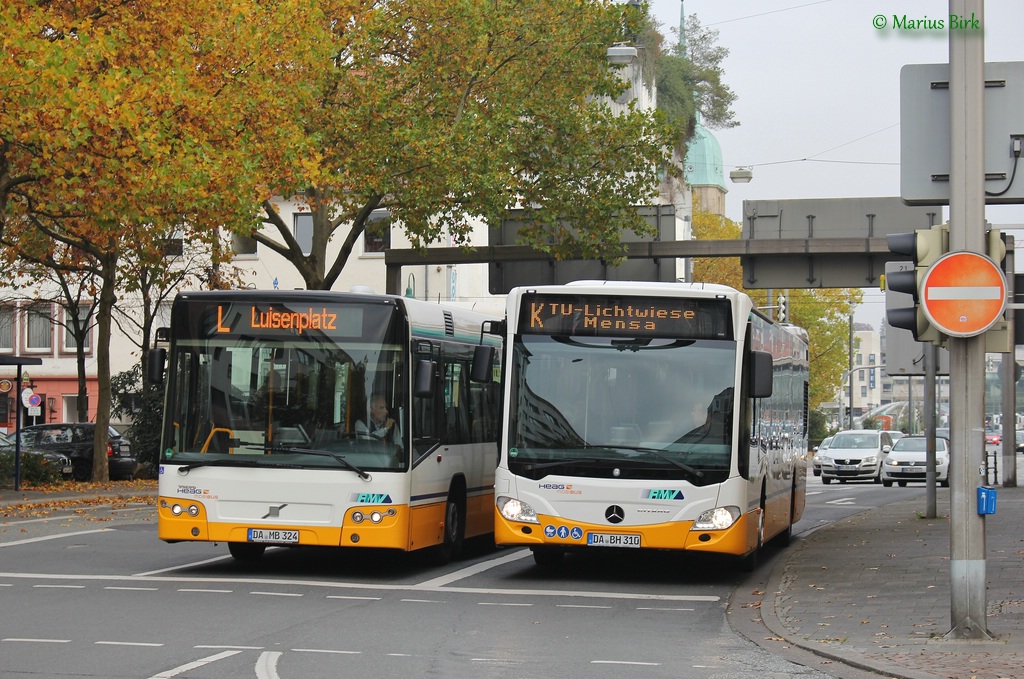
[881,435,950,487]
[811,435,833,477]
[818,429,894,484]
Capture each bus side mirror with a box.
[750,350,773,398]
[414,359,435,398]
[148,347,166,386]
[470,346,494,383]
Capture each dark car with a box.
[17,423,137,481]
[0,430,74,480]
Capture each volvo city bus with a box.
[151,289,502,562]
[493,281,809,569]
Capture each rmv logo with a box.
[646,489,684,500]
[355,493,393,504]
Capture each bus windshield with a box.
[161,298,408,472]
[507,334,736,483]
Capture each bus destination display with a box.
[518,294,732,339]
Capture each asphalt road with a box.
[0,479,920,679]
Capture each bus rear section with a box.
[493,281,809,568]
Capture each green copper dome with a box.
[683,114,727,191]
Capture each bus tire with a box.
[228,542,266,561]
[739,500,765,572]
[777,482,795,547]
[432,491,466,565]
[532,547,564,569]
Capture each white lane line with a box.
[0,529,113,546]
[326,595,380,600]
[636,606,694,611]
[592,660,661,666]
[147,650,242,678]
[178,588,233,593]
[34,584,85,589]
[478,602,532,606]
[105,586,159,591]
[256,651,282,679]
[293,648,361,654]
[135,554,234,576]
[3,638,70,643]
[400,598,444,603]
[96,641,163,647]
[196,645,264,650]
[414,549,532,588]
[557,604,611,609]
[251,591,303,597]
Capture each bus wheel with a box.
[532,547,564,569]
[432,494,465,565]
[739,504,764,572]
[228,542,266,561]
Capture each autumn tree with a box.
[690,200,861,411]
[0,1,310,479]
[247,0,673,290]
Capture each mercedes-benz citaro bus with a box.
[150,289,502,562]
[494,281,809,570]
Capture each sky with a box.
[646,0,1024,330]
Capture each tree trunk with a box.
[90,253,118,482]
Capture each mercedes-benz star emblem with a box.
[605,505,625,524]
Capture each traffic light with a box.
[885,224,948,345]
[777,294,787,323]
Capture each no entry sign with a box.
[921,251,1006,337]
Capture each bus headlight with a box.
[693,506,741,530]
[496,496,539,524]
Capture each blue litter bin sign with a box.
[977,486,998,515]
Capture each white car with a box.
[881,435,950,487]
[818,429,895,484]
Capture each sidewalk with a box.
[760,485,1024,679]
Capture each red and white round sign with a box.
[921,251,1006,337]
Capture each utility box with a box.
[977,486,998,515]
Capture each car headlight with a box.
[936,457,947,466]
[693,506,741,530]
[862,456,877,465]
[496,496,539,524]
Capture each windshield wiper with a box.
[523,457,604,472]
[177,457,302,473]
[601,445,705,480]
[264,445,370,480]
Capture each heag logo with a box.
[538,483,566,490]
[177,485,207,495]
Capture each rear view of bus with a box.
[153,290,501,562]
[494,281,809,569]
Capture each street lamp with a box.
[729,166,753,183]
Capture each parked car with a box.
[811,435,833,477]
[881,435,950,487]
[818,429,895,484]
[0,430,74,480]
[1016,430,1024,454]
[16,423,137,481]
[985,428,1002,446]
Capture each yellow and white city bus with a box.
[493,281,809,569]
[151,289,502,561]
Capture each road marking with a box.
[479,601,532,606]
[3,638,70,643]
[147,650,242,679]
[105,586,159,591]
[592,660,661,666]
[178,588,232,593]
[256,650,282,679]
[826,498,858,505]
[0,528,112,547]
[293,648,360,654]
[251,591,303,597]
[96,641,163,647]
[415,549,531,588]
